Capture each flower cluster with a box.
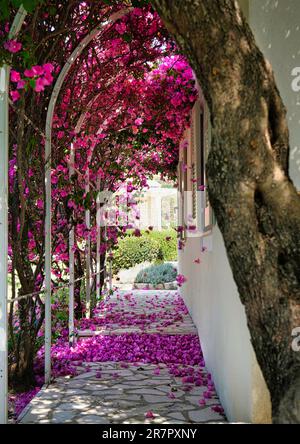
[10,62,54,101]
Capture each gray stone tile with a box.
[19,290,226,425]
[188,408,224,423]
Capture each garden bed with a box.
[134,263,178,290]
[133,281,178,290]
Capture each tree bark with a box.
[152,0,300,423]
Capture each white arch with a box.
[0,6,27,424]
[44,7,132,384]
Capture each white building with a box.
[136,180,177,231]
[178,0,300,424]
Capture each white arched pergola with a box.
[0,5,131,424]
[44,6,131,386]
[0,6,27,424]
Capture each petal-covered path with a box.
[19,291,226,424]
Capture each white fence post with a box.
[85,168,91,318]
[109,250,113,294]
[44,114,52,385]
[69,143,75,344]
[0,6,27,423]
[0,65,9,425]
[96,177,101,301]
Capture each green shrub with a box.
[147,230,177,262]
[135,263,177,285]
[112,235,160,273]
[112,229,177,274]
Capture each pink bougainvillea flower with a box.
[24,68,35,78]
[132,125,139,135]
[10,70,21,82]
[34,77,45,92]
[182,375,194,384]
[17,79,26,90]
[203,390,212,399]
[10,90,20,102]
[178,240,185,251]
[36,199,43,210]
[43,63,54,74]
[199,399,206,407]
[57,131,65,139]
[60,190,68,198]
[67,200,76,209]
[42,72,54,86]
[194,258,201,264]
[115,22,127,35]
[31,65,44,76]
[134,117,144,126]
[211,405,224,414]
[145,411,155,419]
[176,274,187,287]
[4,39,22,53]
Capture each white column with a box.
[96,177,101,301]
[44,124,52,385]
[155,195,162,231]
[104,224,108,291]
[0,66,9,424]
[69,143,75,345]
[109,250,113,294]
[85,169,91,318]
[0,6,27,423]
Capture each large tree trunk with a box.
[152,0,300,423]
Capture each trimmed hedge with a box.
[147,230,177,262]
[135,263,177,285]
[112,229,177,274]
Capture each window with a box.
[192,100,214,234]
[202,102,214,232]
[177,161,185,241]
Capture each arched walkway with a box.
[19,290,225,424]
[2,3,226,425]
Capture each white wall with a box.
[179,228,271,423]
[249,0,300,189]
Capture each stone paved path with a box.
[79,291,198,336]
[20,291,226,424]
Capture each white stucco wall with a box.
[249,0,300,189]
[178,0,300,424]
[179,228,271,423]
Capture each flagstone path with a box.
[19,290,226,424]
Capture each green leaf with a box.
[131,0,150,6]
[11,0,23,7]
[84,191,92,209]
[29,78,36,89]
[49,6,56,16]
[0,0,9,19]
[122,33,133,43]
